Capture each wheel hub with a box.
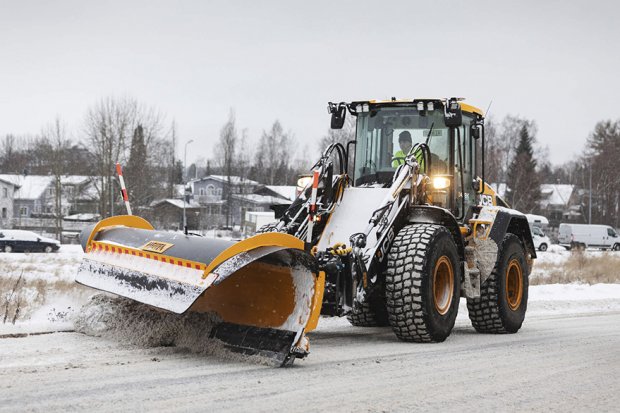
[433,256,454,315]
[505,259,523,311]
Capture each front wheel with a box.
[467,234,529,333]
[44,245,53,253]
[385,224,461,343]
[613,244,620,251]
[4,245,12,253]
[539,243,548,252]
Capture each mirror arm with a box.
[480,123,485,194]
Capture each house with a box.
[0,177,16,228]
[149,199,203,231]
[0,174,100,236]
[539,184,581,227]
[149,176,295,232]
[254,185,297,202]
[189,175,261,227]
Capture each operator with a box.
[392,131,425,171]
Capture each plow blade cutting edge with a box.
[76,216,323,366]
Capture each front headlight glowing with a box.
[432,177,450,190]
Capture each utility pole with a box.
[589,161,592,225]
[183,140,194,235]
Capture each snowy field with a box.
[1,244,619,336]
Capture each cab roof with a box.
[359,98,484,117]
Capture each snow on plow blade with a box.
[76,216,322,365]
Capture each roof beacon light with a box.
[362,103,369,112]
[427,101,434,111]
[417,101,425,112]
[356,104,363,113]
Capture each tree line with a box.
[484,115,620,228]
[1,97,618,228]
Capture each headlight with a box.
[432,177,450,190]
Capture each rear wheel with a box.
[539,243,548,252]
[347,287,389,327]
[385,224,461,342]
[467,234,529,333]
[4,245,12,253]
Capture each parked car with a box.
[558,223,620,251]
[531,226,551,251]
[0,230,61,253]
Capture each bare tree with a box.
[40,117,71,240]
[215,110,238,226]
[585,119,620,227]
[84,96,164,217]
[254,120,295,185]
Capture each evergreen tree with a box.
[506,125,541,212]
[125,124,149,208]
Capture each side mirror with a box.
[444,99,462,127]
[471,124,481,139]
[328,102,347,129]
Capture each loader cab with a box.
[348,99,484,221]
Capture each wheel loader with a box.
[76,97,536,365]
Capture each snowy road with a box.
[1,306,619,412]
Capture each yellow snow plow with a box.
[76,215,323,365]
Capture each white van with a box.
[558,223,620,251]
[531,226,551,251]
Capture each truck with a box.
[558,223,620,251]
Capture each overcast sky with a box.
[1,0,618,166]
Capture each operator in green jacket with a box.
[392,131,425,171]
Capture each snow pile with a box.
[74,294,274,365]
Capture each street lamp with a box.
[183,139,194,235]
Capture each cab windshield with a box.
[354,106,449,185]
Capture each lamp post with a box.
[183,139,194,234]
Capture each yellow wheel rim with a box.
[433,256,454,315]
[505,259,523,311]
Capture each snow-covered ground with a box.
[1,245,619,336]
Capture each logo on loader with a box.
[376,226,395,262]
[140,240,174,254]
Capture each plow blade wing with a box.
[76,216,322,365]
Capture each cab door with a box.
[452,114,477,221]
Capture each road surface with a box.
[1,308,619,412]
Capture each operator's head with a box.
[399,131,413,153]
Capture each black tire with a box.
[613,244,620,252]
[385,224,461,343]
[539,243,548,252]
[347,288,390,327]
[467,234,529,334]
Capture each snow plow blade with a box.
[76,215,323,366]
